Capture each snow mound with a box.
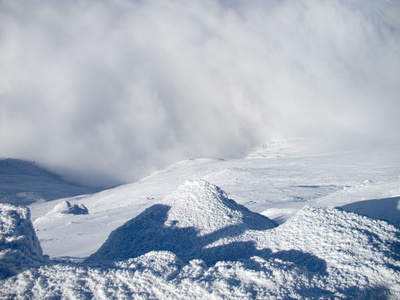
[162,180,276,235]
[263,206,400,268]
[86,180,276,265]
[50,201,89,215]
[0,204,45,279]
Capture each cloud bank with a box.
[1,0,399,186]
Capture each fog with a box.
[1,0,399,186]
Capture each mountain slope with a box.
[30,136,400,258]
[0,159,102,206]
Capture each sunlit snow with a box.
[1,137,399,299]
[1,0,400,297]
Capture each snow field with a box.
[1,137,399,298]
[30,137,400,259]
[2,178,399,299]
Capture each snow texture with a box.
[1,137,399,298]
[0,191,399,298]
[86,180,276,265]
[29,136,400,258]
[0,204,45,279]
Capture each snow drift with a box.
[86,180,276,265]
[1,196,399,298]
[0,204,45,279]
[80,181,400,298]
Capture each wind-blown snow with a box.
[1,196,399,299]
[162,180,276,235]
[0,204,45,279]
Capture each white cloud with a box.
[1,0,399,186]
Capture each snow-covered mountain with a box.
[1,137,400,298]
[0,159,103,206]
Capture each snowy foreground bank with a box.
[1,180,400,299]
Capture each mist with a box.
[1,0,399,186]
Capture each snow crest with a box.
[0,204,45,279]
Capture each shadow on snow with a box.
[85,204,328,276]
[340,196,400,228]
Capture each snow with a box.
[1,201,399,299]
[0,159,102,206]
[49,201,89,215]
[28,136,400,258]
[0,136,400,298]
[86,180,276,265]
[340,196,400,228]
[0,204,45,279]
[161,180,276,235]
